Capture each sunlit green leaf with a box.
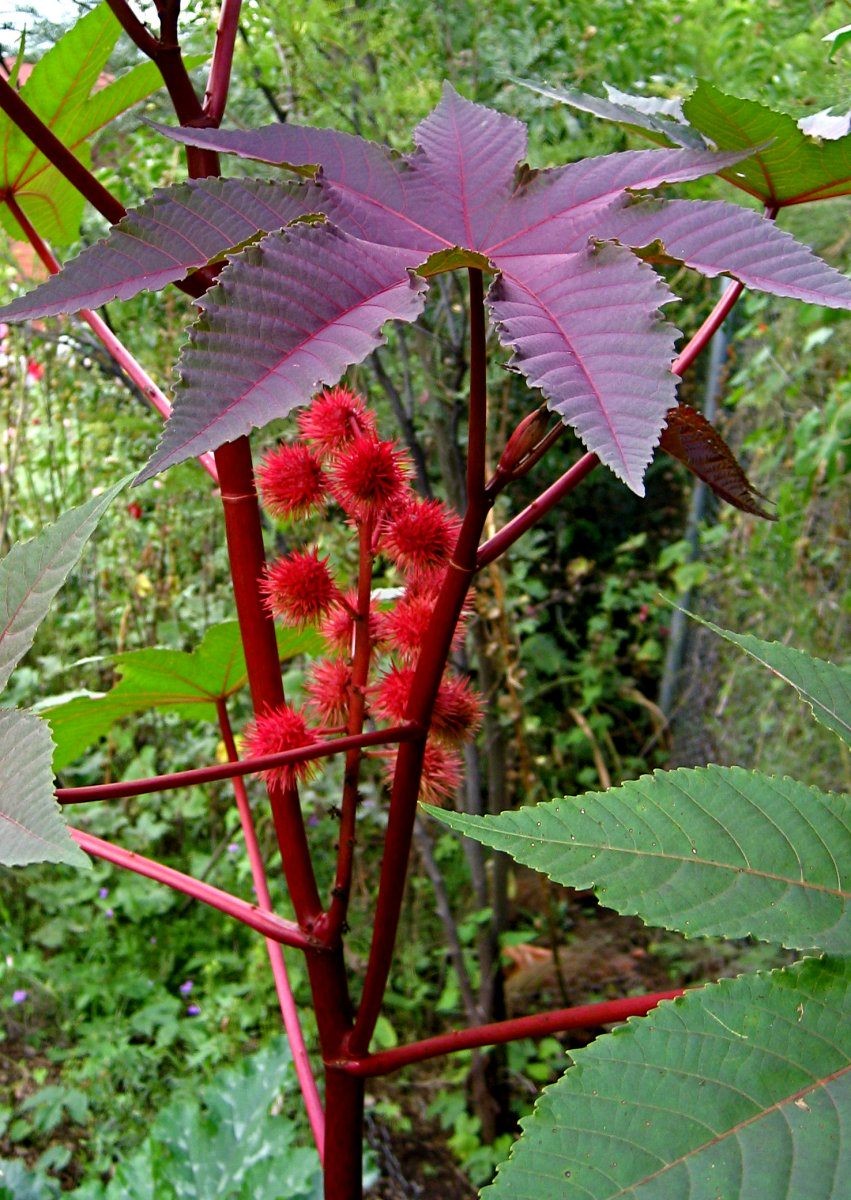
[43,622,324,770]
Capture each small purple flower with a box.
[179,979,194,996]
[149,936,157,945]
[98,887,109,899]
[226,842,240,855]
[104,908,114,919]
[186,1004,201,1017]
[12,989,28,1004]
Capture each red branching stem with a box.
[0,77,125,227]
[214,439,323,924]
[3,192,218,482]
[342,989,686,1077]
[217,700,325,1160]
[324,518,376,937]
[70,828,320,949]
[56,725,418,804]
[477,450,600,568]
[348,282,494,1056]
[671,279,744,378]
[106,0,220,177]
[105,0,160,56]
[204,0,243,125]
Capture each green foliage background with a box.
[0,0,848,1192]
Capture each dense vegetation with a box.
[0,1,848,1196]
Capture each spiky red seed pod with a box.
[243,704,316,785]
[297,386,376,457]
[320,591,378,656]
[375,590,469,661]
[328,434,409,519]
[378,740,463,804]
[256,443,327,519]
[306,658,353,726]
[373,665,482,744]
[380,498,461,575]
[261,549,340,626]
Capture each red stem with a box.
[324,518,376,938]
[0,76,126,226]
[341,989,685,1076]
[56,725,417,805]
[204,0,243,125]
[348,272,493,1056]
[217,700,325,1160]
[70,828,319,949]
[477,451,600,569]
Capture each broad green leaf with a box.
[0,3,176,245]
[0,708,88,868]
[427,766,851,952]
[685,613,851,746]
[683,81,851,206]
[0,477,129,693]
[43,622,323,770]
[483,956,851,1199]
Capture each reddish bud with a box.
[126,501,143,520]
[496,406,551,479]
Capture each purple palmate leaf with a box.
[0,178,324,320]
[4,85,850,492]
[490,243,678,494]
[586,199,851,309]
[136,223,427,481]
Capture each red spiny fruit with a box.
[379,740,463,804]
[373,665,481,743]
[329,434,409,519]
[297,386,376,457]
[376,588,469,660]
[243,704,316,785]
[262,549,340,626]
[380,498,461,575]
[306,658,353,726]
[256,443,327,519]
[320,591,377,656]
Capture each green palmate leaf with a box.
[483,956,851,1199]
[0,709,87,868]
[427,766,851,953]
[0,3,175,244]
[684,613,851,746]
[43,622,323,770]
[0,477,129,693]
[683,81,851,206]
